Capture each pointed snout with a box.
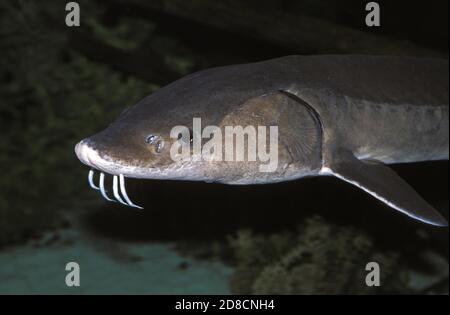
[74,139,113,172]
[75,140,94,167]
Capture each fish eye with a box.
[146,135,165,153]
[146,135,157,144]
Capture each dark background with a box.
[0,0,448,294]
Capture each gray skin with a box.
[75,55,449,226]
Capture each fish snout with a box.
[75,139,109,171]
[75,139,144,209]
[75,140,92,166]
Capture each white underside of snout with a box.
[74,140,209,181]
[75,140,129,175]
[75,140,145,208]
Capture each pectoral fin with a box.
[323,148,448,226]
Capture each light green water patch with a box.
[0,231,232,294]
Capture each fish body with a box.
[75,55,449,226]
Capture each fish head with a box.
[75,97,210,182]
[75,63,323,184]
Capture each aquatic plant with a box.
[229,216,411,294]
[0,0,151,245]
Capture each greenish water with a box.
[0,230,232,294]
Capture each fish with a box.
[74,55,449,226]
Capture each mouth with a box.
[75,140,143,209]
